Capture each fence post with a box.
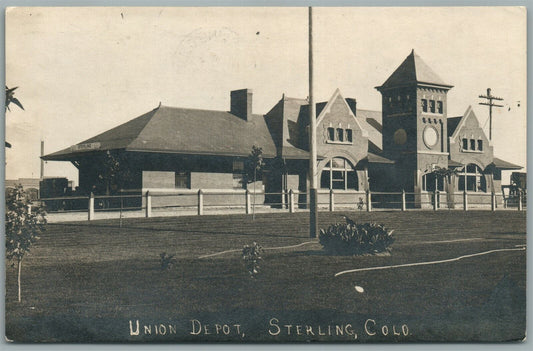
[518,190,523,211]
[401,189,406,211]
[366,190,372,212]
[433,191,438,211]
[197,190,203,216]
[463,191,468,211]
[145,191,152,218]
[491,191,496,211]
[88,192,94,221]
[289,189,294,213]
[329,189,334,212]
[245,190,251,214]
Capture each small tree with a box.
[96,151,134,227]
[5,185,46,302]
[244,146,265,220]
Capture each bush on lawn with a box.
[159,252,176,270]
[242,242,263,278]
[319,222,395,255]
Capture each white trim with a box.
[417,150,449,155]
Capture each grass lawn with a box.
[5,211,526,343]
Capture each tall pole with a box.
[40,140,44,179]
[308,7,318,238]
[478,88,503,140]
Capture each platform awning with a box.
[490,157,523,170]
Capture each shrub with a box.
[159,252,176,270]
[6,185,46,302]
[319,222,395,255]
[242,242,263,278]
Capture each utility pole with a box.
[478,88,503,140]
[40,140,45,179]
[308,7,318,238]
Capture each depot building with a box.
[43,50,521,208]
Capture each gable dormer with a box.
[448,106,493,169]
[316,89,368,163]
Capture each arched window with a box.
[320,157,358,190]
[458,164,486,192]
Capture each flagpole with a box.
[309,7,318,238]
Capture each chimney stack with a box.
[345,98,357,117]
[230,89,253,121]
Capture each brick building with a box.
[42,51,521,208]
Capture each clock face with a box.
[423,126,439,148]
[393,129,407,145]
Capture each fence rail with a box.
[36,188,526,221]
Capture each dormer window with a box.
[477,140,483,151]
[336,128,344,142]
[429,100,435,113]
[327,127,335,141]
[346,129,353,142]
[437,101,443,114]
[462,138,468,150]
[470,139,476,150]
[326,127,353,144]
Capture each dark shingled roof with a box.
[43,105,278,160]
[377,50,453,90]
[447,116,463,137]
[491,157,522,170]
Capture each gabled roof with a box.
[43,105,278,160]
[449,106,481,141]
[447,116,463,137]
[376,50,453,90]
[491,157,522,170]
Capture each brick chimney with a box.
[231,89,253,121]
[345,98,357,117]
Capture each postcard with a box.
[4,6,527,342]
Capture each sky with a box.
[5,6,527,185]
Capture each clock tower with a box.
[376,50,453,194]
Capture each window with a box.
[327,127,335,141]
[346,129,353,142]
[457,164,486,192]
[320,157,358,190]
[422,99,428,112]
[233,160,244,171]
[422,173,445,192]
[437,101,443,114]
[336,128,344,142]
[462,138,468,150]
[477,140,483,151]
[470,139,476,150]
[429,100,435,113]
[175,172,190,188]
[232,160,244,189]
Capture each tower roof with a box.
[376,50,453,90]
